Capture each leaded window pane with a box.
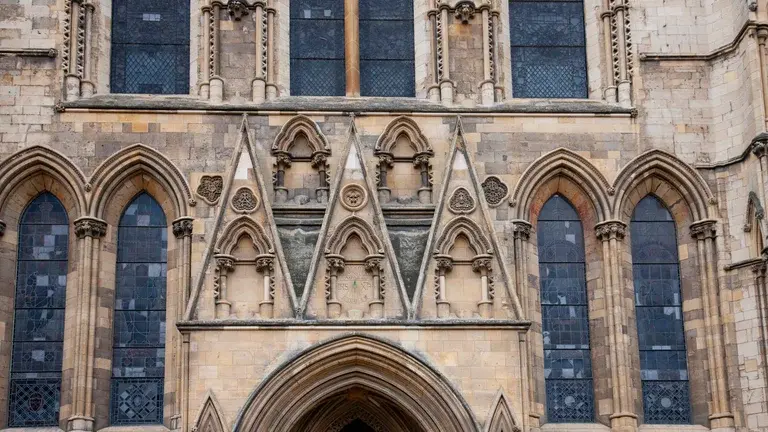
[290,0,345,96]
[10,193,68,427]
[631,195,692,424]
[537,194,594,423]
[111,0,190,94]
[509,0,587,98]
[359,0,414,97]
[111,193,167,425]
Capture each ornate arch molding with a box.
[612,149,714,221]
[233,334,481,432]
[215,216,274,255]
[435,216,492,256]
[326,216,384,256]
[375,116,433,155]
[89,144,193,219]
[483,390,521,432]
[0,145,87,218]
[510,148,610,221]
[192,391,229,432]
[271,115,330,154]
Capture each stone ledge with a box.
[96,426,169,432]
[60,94,635,115]
[638,426,709,432]
[0,428,64,432]
[541,423,611,432]
[177,318,531,330]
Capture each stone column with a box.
[435,254,453,318]
[69,217,107,432]
[312,152,330,203]
[600,0,617,102]
[414,153,432,204]
[64,0,83,101]
[326,255,345,318]
[256,254,275,318]
[171,217,193,431]
[344,0,360,96]
[273,151,291,204]
[690,220,734,428]
[427,2,441,101]
[252,2,267,102]
[266,2,278,100]
[80,3,95,97]
[376,154,393,203]
[479,4,494,106]
[512,220,537,428]
[595,220,637,432]
[472,254,493,318]
[210,3,224,103]
[438,4,455,104]
[365,255,384,318]
[613,0,632,106]
[181,332,191,432]
[201,3,212,99]
[214,254,234,318]
[491,10,503,102]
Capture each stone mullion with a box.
[613,0,631,105]
[598,231,622,421]
[491,10,502,102]
[172,217,193,430]
[344,0,360,97]
[600,0,617,103]
[266,2,278,100]
[64,0,83,101]
[691,221,734,428]
[480,6,494,105]
[80,3,95,97]
[201,3,212,99]
[253,3,266,102]
[438,5,454,104]
[427,3,440,101]
[70,217,107,432]
[210,3,224,103]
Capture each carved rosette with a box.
[595,220,627,241]
[196,175,224,205]
[74,217,107,239]
[448,187,476,214]
[481,176,508,207]
[0,219,6,237]
[231,187,260,214]
[690,220,717,240]
[340,184,368,212]
[173,217,194,239]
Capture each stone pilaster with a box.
[690,220,734,429]
[511,219,537,428]
[595,220,637,432]
[172,216,193,431]
[68,217,106,432]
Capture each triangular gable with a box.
[300,117,409,319]
[193,391,229,432]
[412,116,522,319]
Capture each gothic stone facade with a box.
[4,0,768,432]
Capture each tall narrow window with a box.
[509,0,588,98]
[9,193,68,427]
[359,0,415,97]
[290,0,345,96]
[110,193,167,425]
[111,0,190,94]
[537,194,594,423]
[631,196,691,424]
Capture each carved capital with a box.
[377,153,394,167]
[173,217,194,239]
[413,153,431,167]
[435,254,454,273]
[214,254,235,272]
[472,254,493,273]
[364,254,384,273]
[454,1,476,23]
[752,261,766,275]
[74,217,107,239]
[595,220,627,241]
[274,151,292,167]
[311,151,329,169]
[0,219,5,237]
[255,254,275,273]
[511,220,532,240]
[327,254,346,273]
[690,219,717,240]
[228,0,249,20]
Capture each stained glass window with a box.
[631,196,691,424]
[359,0,415,97]
[111,0,190,94]
[9,193,69,427]
[537,194,594,423]
[290,0,345,96]
[110,193,167,425]
[509,0,588,98]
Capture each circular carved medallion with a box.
[481,176,509,207]
[341,184,368,212]
[196,175,224,205]
[448,187,476,214]
[231,187,259,214]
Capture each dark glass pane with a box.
[290,20,345,59]
[360,0,412,20]
[111,0,189,94]
[510,2,585,47]
[11,193,68,427]
[111,378,164,424]
[360,21,413,60]
[290,0,343,19]
[631,195,691,424]
[361,60,415,97]
[511,46,587,98]
[111,193,167,425]
[545,379,594,423]
[290,59,346,96]
[642,381,691,424]
[8,379,61,427]
[537,194,593,423]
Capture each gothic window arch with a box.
[509,0,588,98]
[9,192,69,427]
[374,117,433,204]
[537,194,594,423]
[271,116,332,204]
[631,195,691,424]
[111,0,190,94]
[110,192,168,425]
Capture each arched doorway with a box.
[233,335,480,432]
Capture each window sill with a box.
[541,423,611,432]
[59,94,636,116]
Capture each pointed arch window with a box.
[9,193,69,427]
[111,0,190,94]
[537,194,594,422]
[509,0,588,98]
[110,193,167,425]
[631,195,691,424]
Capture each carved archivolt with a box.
[375,117,433,156]
[216,216,273,255]
[272,115,330,154]
[326,216,383,256]
[192,391,229,432]
[435,216,491,255]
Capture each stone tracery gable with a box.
[192,391,228,432]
